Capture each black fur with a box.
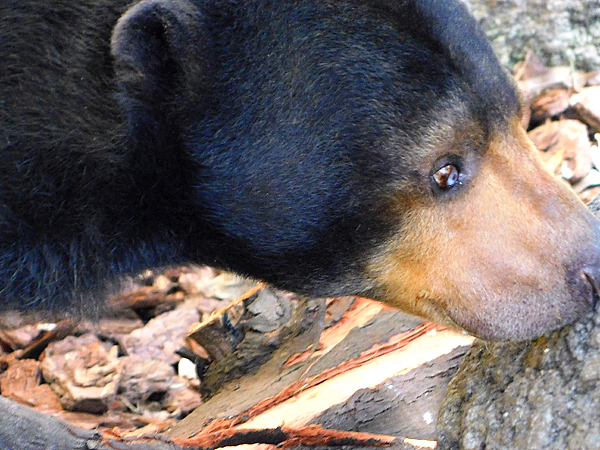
[0,0,517,310]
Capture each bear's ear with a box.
[111,0,208,111]
[379,0,519,125]
[408,0,519,120]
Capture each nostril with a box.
[583,268,600,308]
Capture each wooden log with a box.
[170,298,473,449]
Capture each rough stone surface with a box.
[437,197,600,450]
[465,0,600,70]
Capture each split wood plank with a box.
[237,328,474,431]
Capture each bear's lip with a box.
[439,269,597,342]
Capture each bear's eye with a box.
[433,164,460,190]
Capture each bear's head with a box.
[111,0,600,341]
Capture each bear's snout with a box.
[369,119,600,341]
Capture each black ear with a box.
[111,0,209,118]
[380,0,519,125]
[409,0,519,118]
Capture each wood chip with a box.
[0,359,62,411]
[41,334,121,414]
[570,86,600,133]
[120,306,200,365]
[118,356,175,406]
[170,424,396,449]
[528,119,592,183]
[530,88,571,123]
[187,283,264,361]
[0,324,41,350]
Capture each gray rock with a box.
[465,0,600,70]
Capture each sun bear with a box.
[0,0,599,341]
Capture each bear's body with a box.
[1,0,599,340]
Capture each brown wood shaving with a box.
[172,424,396,449]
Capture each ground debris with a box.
[517,54,600,203]
[528,119,592,183]
[0,266,233,431]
